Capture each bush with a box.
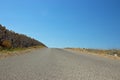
[2,40,12,48]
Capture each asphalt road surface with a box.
[0,48,120,80]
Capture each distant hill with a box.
[0,24,47,48]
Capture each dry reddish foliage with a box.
[2,40,12,48]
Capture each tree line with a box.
[0,24,46,48]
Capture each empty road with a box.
[0,48,120,80]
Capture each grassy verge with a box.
[65,48,120,59]
[0,46,46,59]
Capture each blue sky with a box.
[0,0,120,49]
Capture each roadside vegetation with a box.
[0,24,47,58]
[65,48,120,58]
[0,24,46,48]
[0,46,45,59]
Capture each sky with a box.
[0,0,120,49]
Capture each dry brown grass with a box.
[0,46,46,59]
[65,48,120,60]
